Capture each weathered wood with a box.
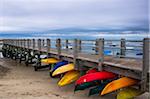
[78,40,82,52]
[32,39,35,50]
[27,39,30,49]
[46,39,51,54]
[120,38,126,57]
[56,38,61,59]
[66,39,69,50]
[141,38,150,92]
[73,39,79,70]
[97,38,104,71]
[38,39,41,51]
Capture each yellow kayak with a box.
[52,63,74,76]
[41,58,59,64]
[117,87,142,99]
[101,77,138,95]
[58,70,80,87]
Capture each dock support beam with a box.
[74,39,79,70]
[47,39,51,57]
[141,38,150,92]
[120,38,126,57]
[97,38,104,71]
[56,38,61,59]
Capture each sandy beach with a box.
[0,58,149,99]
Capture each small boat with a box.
[74,80,101,92]
[75,71,116,85]
[52,63,74,76]
[52,61,68,72]
[117,87,142,99]
[86,68,98,74]
[58,70,80,87]
[89,80,111,96]
[41,58,59,64]
[101,77,138,95]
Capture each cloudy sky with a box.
[0,0,149,32]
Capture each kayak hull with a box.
[117,87,142,99]
[52,63,74,76]
[58,70,80,87]
[76,71,116,85]
[101,77,138,95]
[41,58,59,64]
[52,61,68,72]
[74,80,101,92]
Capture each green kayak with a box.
[74,80,101,92]
[89,79,113,96]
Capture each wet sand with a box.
[0,58,149,99]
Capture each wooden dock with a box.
[0,38,149,92]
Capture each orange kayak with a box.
[101,77,138,95]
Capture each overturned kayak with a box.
[101,77,138,95]
[41,58,59,64]
[52,61,68,72]
[117,87,142,99]
[52,63,74,76]
[75,71,116,85]
[58,70,80,87]
[74,80,101,92]
[89,80,110,96]
[86,68,98,74]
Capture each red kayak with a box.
[86,68,98,74]
[75,71,116,85]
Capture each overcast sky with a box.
[0,0,149,32]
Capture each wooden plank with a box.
[97,38,104,71]
[120,38,126,57]
[141,38,150,92]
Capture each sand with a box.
[0,58,149,99]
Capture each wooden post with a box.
[120,38,126,57]
[78,40,82,52]
[97,38,104,71]
[38,39,41,51]
[32,39,35,50]
[56,38,61,59]
[46,39,51,55]
[95,39,98,54]
[66,39,69,50]
[42,39,45,47]
[27,39,30,49]
[141,38,150,92]
[73,39,79,70]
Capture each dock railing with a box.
[1,38,150,92]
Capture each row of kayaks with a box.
[41,58,142,99]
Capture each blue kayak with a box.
[52,61,68,72]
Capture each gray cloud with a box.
[0,0,148,31]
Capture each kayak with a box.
[52,61,68,72]
[86,68,98,74]
[89,79,113,96]
[41,58,59,64]
[117,87,142,99]
[101,77,138,95]
[58,70,80,87]
[74,80,101,92]
[52,63,74,76]
[75,71,116,85]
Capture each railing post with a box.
[78,40,82,52]
[47,39,51,55]
[73,39,79,70]
[97,38,104,71]
[66,39,69,50]
[27,39,30,49]
[56,38,61,59]
[141,38,150,92]
[95,39,98,54]
[38,39,41,51]
[42,39,45,47]
[32,39,35,50]
[120,38,126,57]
